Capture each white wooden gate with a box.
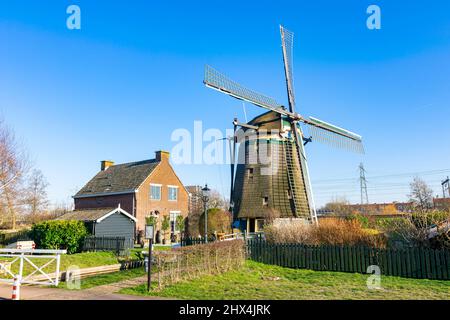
[0,248,66,287]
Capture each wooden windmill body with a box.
[204,26,364,232]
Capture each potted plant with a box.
[145,216,157,228]
[161,215,170,245]
[176,215,185,243]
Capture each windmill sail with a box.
[280,26,296,112]
[204,65,285,114]
[280,25,317,223]
[303,117,365,154]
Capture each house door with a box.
[248,218,256,233]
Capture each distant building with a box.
[186,185,203,216]
[185,185,203,236]
[73,151,189,242]
[322,198,450,217]
[345,202,413,214]
[433,197,450,211]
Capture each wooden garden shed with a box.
[56,205,137,249]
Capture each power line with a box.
[312,168,450,184]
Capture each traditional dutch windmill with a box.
[204,26,364,232]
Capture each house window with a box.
[263,196,269,206]
[150,184,161,200]
[168,186,178,201]
[256,219,265,232]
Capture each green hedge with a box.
[31,220,88,254]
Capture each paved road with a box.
[0,276,172,300]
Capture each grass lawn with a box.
[120,260,450,300]
[1,251,125,276]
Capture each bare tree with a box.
[323,197,353,216]
[208,190,227,210]
[408,177,433,212]
[46,201,73,219]
[187,188,228,236]
[0,119,29,229]
[25,169,49,223]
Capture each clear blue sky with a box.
[1,0,449,207]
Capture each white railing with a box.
[219,232,264,241]
[0,248,66,287]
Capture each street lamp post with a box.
[201,184,211,243]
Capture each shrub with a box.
[31,220,88,254]
[346,213,370,228]
[379,210,450,249]
[199,208,232,236]
[154,239,245,290]
[264,219,386,248]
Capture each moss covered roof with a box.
[74,159,160,198]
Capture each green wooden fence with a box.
[181,236,215,247]
[83,236,127,255]
[0,229,32,245]
[247,239,450,280]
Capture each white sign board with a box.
[145,225,154,240]
[16,241,35,250]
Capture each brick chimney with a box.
[101,160,114,171]
[155,150,170,162]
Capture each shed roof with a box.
[74,159,160,198]
[56,207,137,222]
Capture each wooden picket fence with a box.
[82,236,128,255]
[180,236,215,247]
[247,239,450,280]
[0,229,32,245]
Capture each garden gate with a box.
[0,248,66,299]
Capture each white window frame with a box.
[150,183,162,201]
[167,185,179,202]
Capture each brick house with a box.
[73,151,189,243]
[433,198,450,211]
